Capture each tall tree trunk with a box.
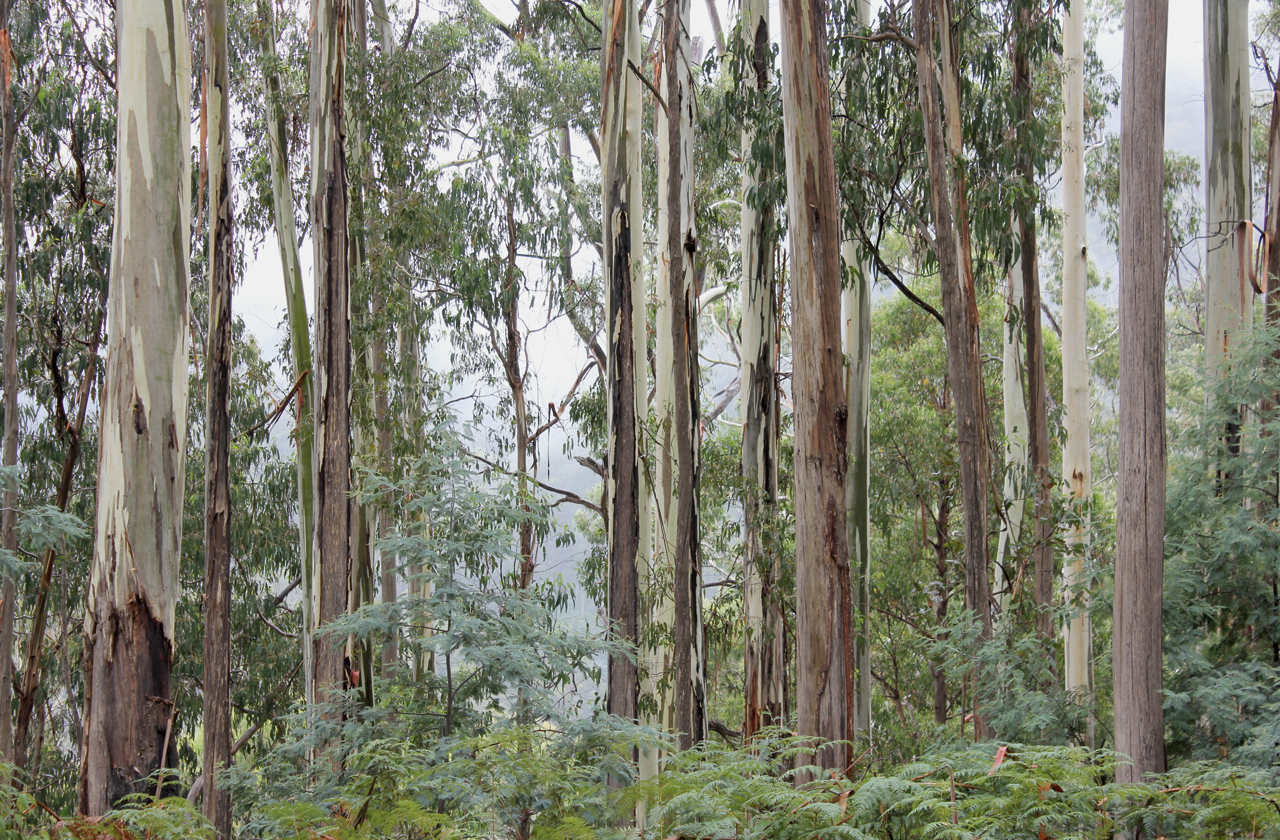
[996,231,1028,620]
[914,0,993,736]
[659,0,705,751]
[1114,0,1168,784]
[202,0,234,833]
[79,0,191,812]
[258,0,317,705]
[740,0,785,740]
[602,0,644,734]
[310,0,352,710]
[1012,12,1055,645]
[842,241,872,736]
[780,0,850,775]
[1203,0,1251,383]
[1060,0,1093,733]
[0,0,19,767]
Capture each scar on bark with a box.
[132,394,147,434]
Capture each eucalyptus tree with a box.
[737,0,786,740]
[201,0,234,831]
[912,0,994,720]
[655,0,706,750]
[1114,0,1169,785]
[1060,0,1092,710]
[80,0,190,812]
[602,0,646,729]
[309,0,352,707]
[780,0,850,772]
[1203,0,1251,382]
[996,240,1028,620]
[0,0,20,764]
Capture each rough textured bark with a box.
[602,0,644,731]
[202,0,234,833]
[740,0,785,740]
[1114,0,1168,784]
[258,0,317,704]
[842,240,872,737]
[996,233,1028,619]
[79,0,191,812]
[1203,0,1251,381]
[657,0,705,751]
[780,0,850,774]
[1060,0,1093,719]
[0,0,18,767]
[914,0,993,684]
[310,0,351,709]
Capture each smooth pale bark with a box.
[0,0,18,767]
[842,240,871,736]
[1266,75,1280,335]
[310,0,352,708]
[996,235,1028,619]
[1060,0,1093,715]
[914,0,993,737]
[80,0,191,812]
[1203,0,1251,379]
[739,0,785,740]
[201,0,234,833]
[602,0,644,731]
[257,0,317,704]
[1114,0,1168,784]
[780,0,850,774]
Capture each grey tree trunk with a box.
[1114,0,1169,784]
[739,0,786,740]
[842,240,872,737]
[80,0,191,812]
[309,0,352,709]
[1203,0,1251,381]
[202,0,234,834]
[0,0,18,767]
[779,0,850,774]
[257,0,317,704]
[996,232,1028,619]
[602,0,644,730]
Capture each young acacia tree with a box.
[739,0,786,740]
[1114,0,1169,785]
[80,0,191,813]
[310,0,352,708]
[201,0,234,833]
[780,0,850,773]
[1060,0,1092,714]
[602,0,644,730]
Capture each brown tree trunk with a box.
[601,0,644,732]
[201,0,234,833]
[779,0,850,775]
[913,0,993,738]
[1012,10,1055,646]
[1113,0,1169,786]
[310,0,352,711]
[80,0,191,813]
[0,0,19,767]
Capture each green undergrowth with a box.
[8,738,1280,839]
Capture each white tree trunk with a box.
[1060,0,1093,716]
[1203,0,1252,379]
[80,0,191,812]
[996,226,1029,619]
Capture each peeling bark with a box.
[779,0,850,775]
[79,0,191,813]
[201,0,234,833]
